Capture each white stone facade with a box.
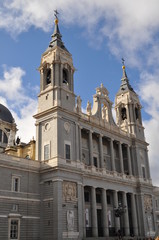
[0,18,159,240]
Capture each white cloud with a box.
[138,71,159,186]
[0,66,25,103]
[1,1,159,68]
[0,66,38,143]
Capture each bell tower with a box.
[34,13,76,161]
[37,13,75,114]
[115,61,145,140]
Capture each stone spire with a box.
[46,11,69,53]
[118,59,135,94]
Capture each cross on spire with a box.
[54,9,59,19]
[122,57,125,66]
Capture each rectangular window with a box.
[12,177,20,192]
[10,219,19,239]
[44,144,50,160]
[142,166,146,179]
[65,144,70,160]
[93,157,97,167]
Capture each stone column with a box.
[130,104,135,134]
[77,183,84,238]
[145,149,151,179]
[75,124,79,161]
[81,186,86,238]
[130,193,138,236]
[89,130,93,166]
[99,134,104,168]
[127,145,132,175]
[119,142,124,173]
[122,192,130,236]
[51,63,54,86]
[126,104,130,122]
[126,104,131,132]
[91,187,98,237]
[40,69,44,91]
[102,189,109,237]
[110,139,115,171]
[113,190,120,231]
[53,179,63,240]
[79,126,82,162]
[55,63,60,86]
[35,122,40,160]
[71,69,74,92]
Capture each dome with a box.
[0,104,14,123]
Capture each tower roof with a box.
[117,63,135,94]
[46,13,69,53]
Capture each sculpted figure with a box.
[67,210,74,231]
[76,96,82,113]
[86,101,91,115]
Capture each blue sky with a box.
[0,0,159,185]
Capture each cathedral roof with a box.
[46,15,69,53]
[0,104,14,123]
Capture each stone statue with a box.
[8,130,15,147]
[67,210,74,231]
[76,96,82,113]
[86,101,91,115]
[16,136,20,145]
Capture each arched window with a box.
[121,107,127,120]
[46,69,51,85]
[63,69,68,84]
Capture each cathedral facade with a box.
[0,16,159,240]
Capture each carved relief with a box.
[64,122,71,134]
[144,195,152,212]
[63,181,77,202]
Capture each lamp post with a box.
[114,203,127,238]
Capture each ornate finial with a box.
[54,9,59,24]
[122,57,125,69]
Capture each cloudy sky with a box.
[0,0,159,185]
